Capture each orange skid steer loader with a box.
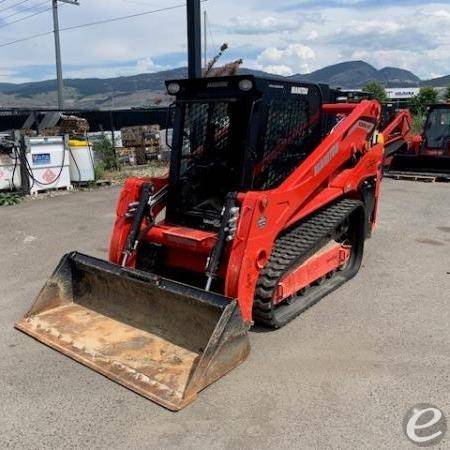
[386,104,450,180]
[16,76,385,410]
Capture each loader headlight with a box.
[238,79,253,91]
[167,82,181,95]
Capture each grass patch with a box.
[0,192,23,206]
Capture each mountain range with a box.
[0,61,447,109]
[291,61,422,87]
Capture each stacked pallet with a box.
[19,128,37,137]
[41,127,61,136]
[121,124,161,165]
[60,115,90,135]
[121,125,160,148]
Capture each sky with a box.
[0,0,449,84]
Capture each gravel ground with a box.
[0,179,449,449]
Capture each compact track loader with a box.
[17,76,385,410]
[386,104,450,180]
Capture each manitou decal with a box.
[314,144,339,175]
[207,81,229,88]
[291,86,309,95]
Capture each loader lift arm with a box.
[381,109,413,157]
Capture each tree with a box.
[363,81,387,103]
[203,43,244,77]
[204,43,229,77]
[410,87,439,134]
[446,86,450,102]
[412,87,439,112]
[92,134,118,172]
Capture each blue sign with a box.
[32,153,51,165]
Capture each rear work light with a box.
[238,79,253,91]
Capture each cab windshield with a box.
[170,99,251,228]
[425,108,450,149]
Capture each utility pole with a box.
[52,0,80,110]
[203,10,207,73]
[186,0,201,79]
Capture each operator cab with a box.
[165,75,336,231]
[424,104,450,152]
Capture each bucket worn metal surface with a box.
[15,253,250,411]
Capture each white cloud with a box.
[262,65,294,76]
[0,68,32,84]
[136,57,166,73]
[307,30,319,40]
[63,58,168,80]
[331,5,450,78]
[257,44,316,74]
[0,0,448,83]
[226,16,298,34]
[420,8,450,20]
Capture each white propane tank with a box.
[27,136,72,194]
[0,152,21,190]
[68,140,95,182]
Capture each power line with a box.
[0,1,207,48]
[59,2,194,33]
[0,6,50,29]
[2,0,49,20]
[0,0,34,13]
[0,29,51,48]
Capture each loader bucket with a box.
[15,253,250,411]
[389,154,450,180]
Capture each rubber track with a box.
[253,198,362,327]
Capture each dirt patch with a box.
[103,162,168,185]
[8,162,169,207]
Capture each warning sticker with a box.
[42,169,56,184]
[349,120,375,135]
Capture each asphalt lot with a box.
[1,179,449,449]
